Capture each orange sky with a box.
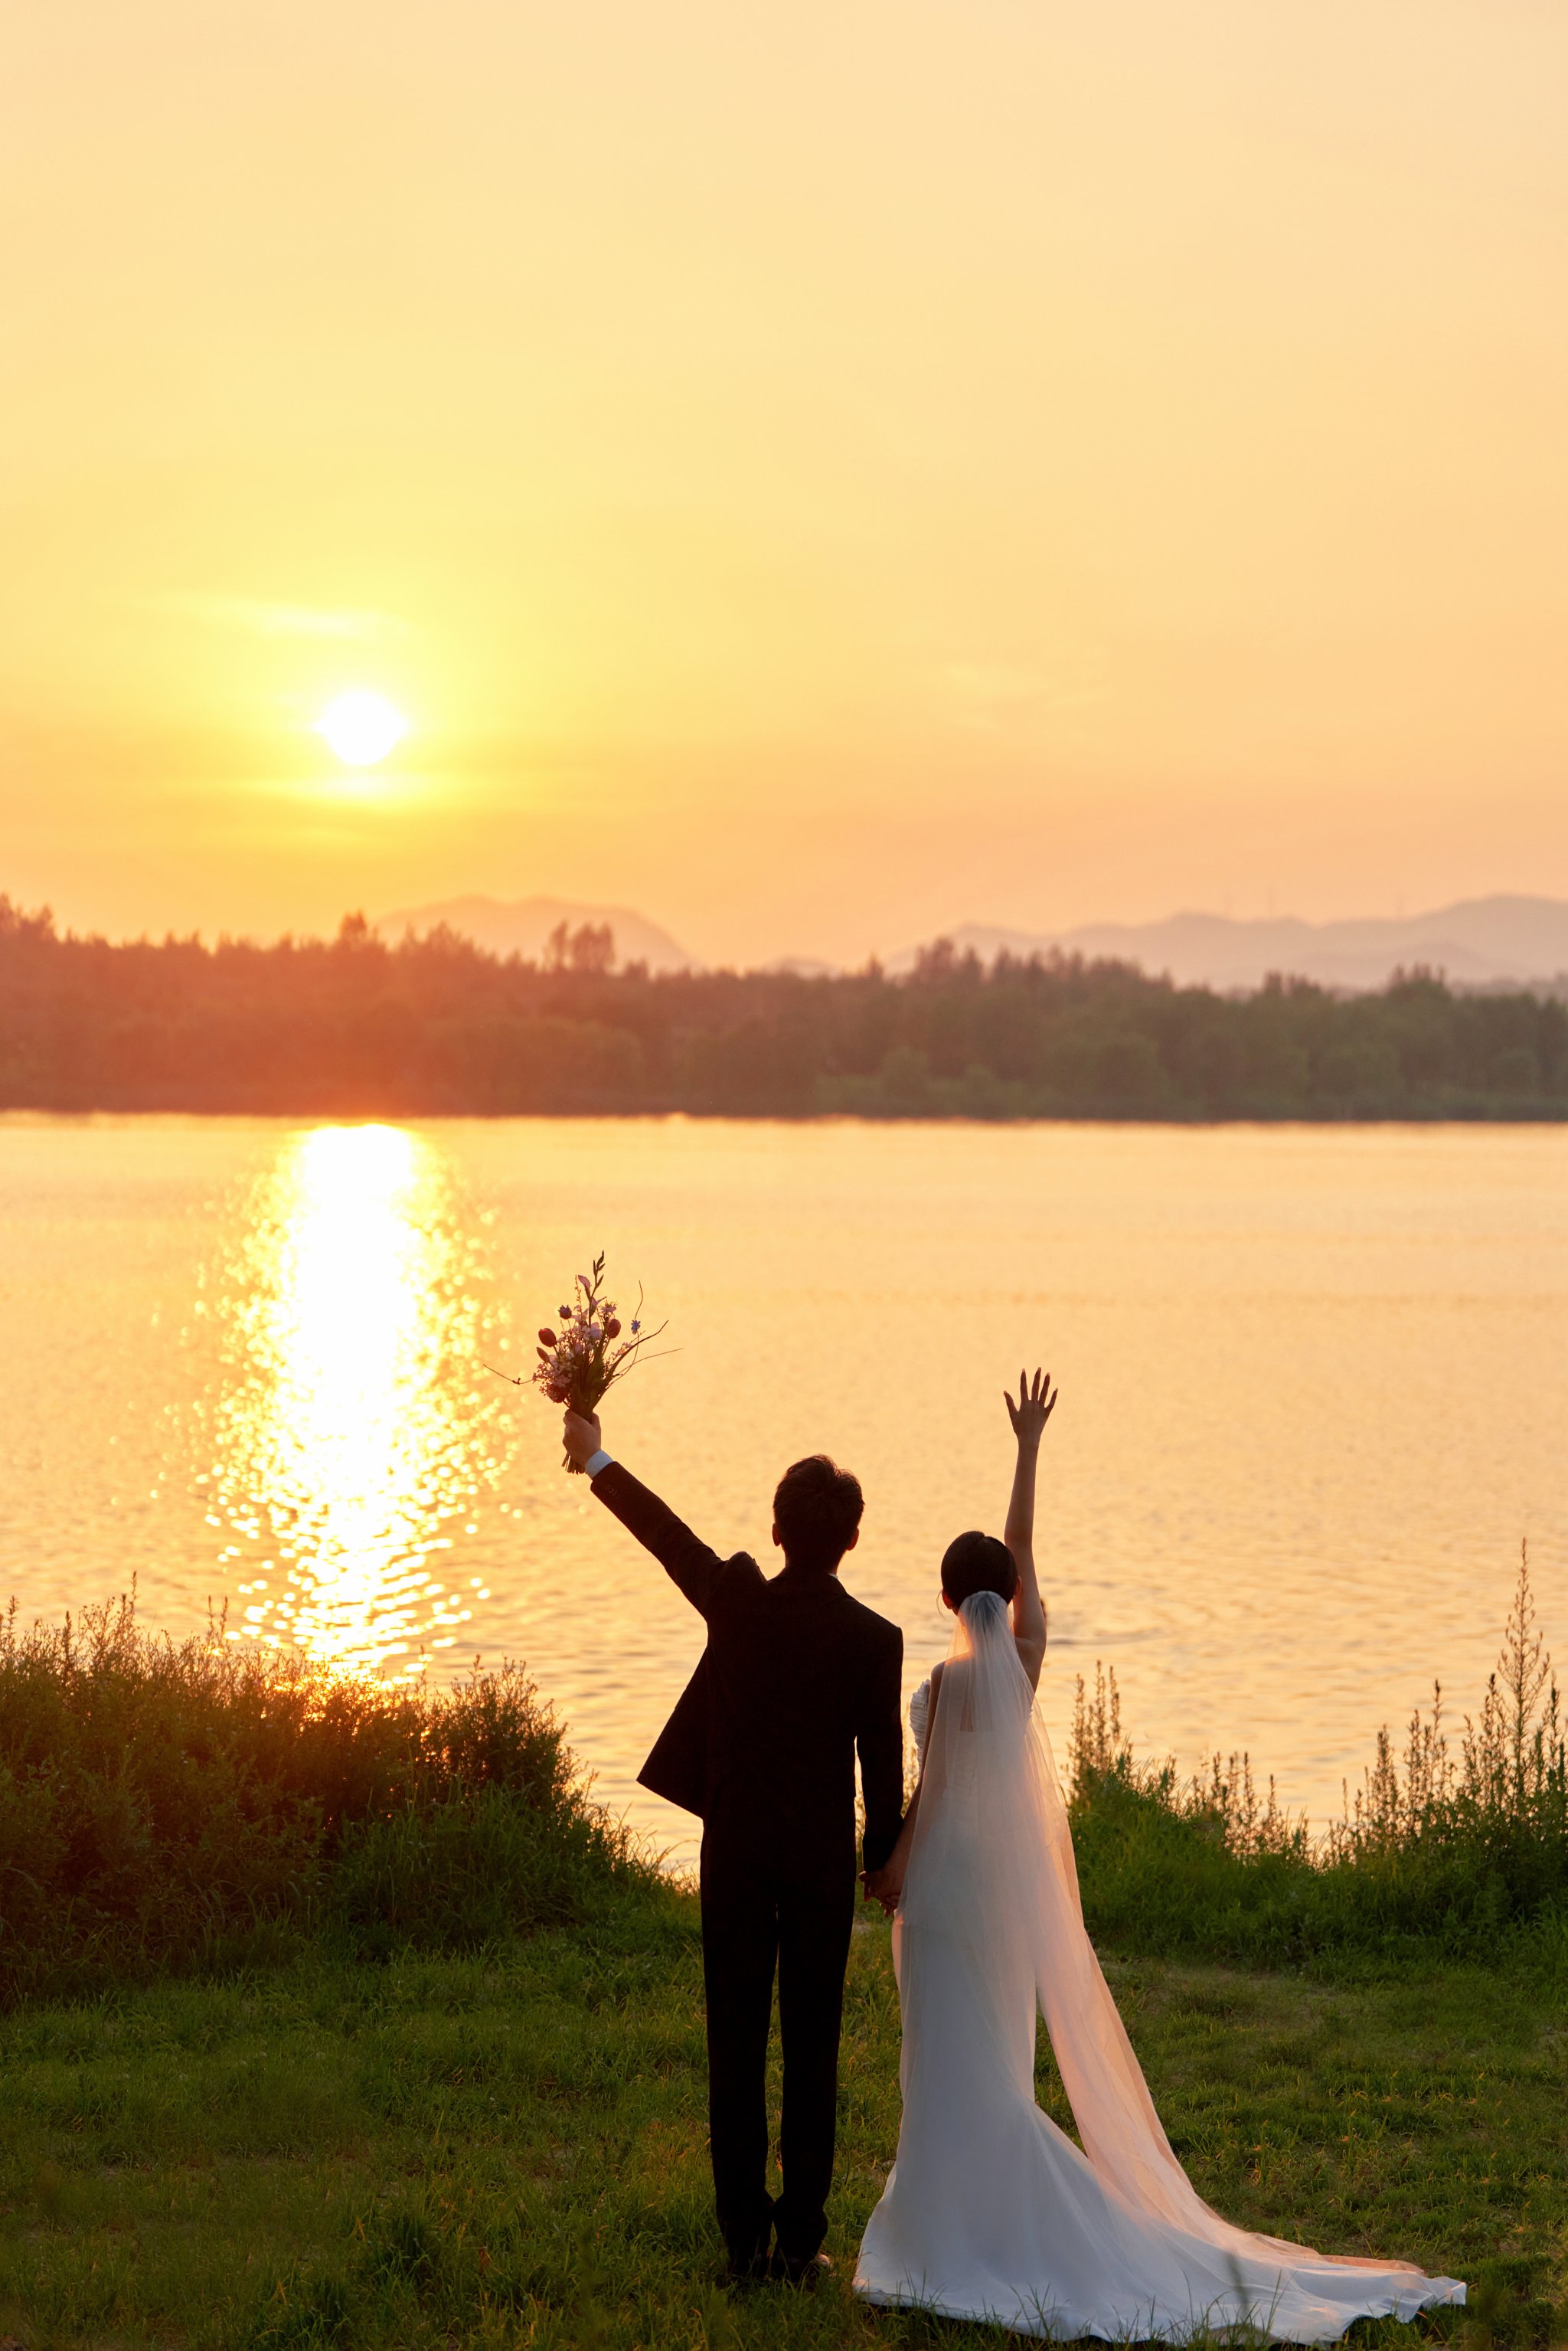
[4,0,1565,967]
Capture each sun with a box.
[316,691,408,767]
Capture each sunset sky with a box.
[4,0,1565,968]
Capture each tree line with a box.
[2,896,1565,1120]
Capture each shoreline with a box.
[5,1103,1568,1126]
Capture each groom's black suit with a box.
[590,1460,904,2270]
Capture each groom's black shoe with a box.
[771,2251,833,2291]
[724,2225,776,2287]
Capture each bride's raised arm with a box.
[1004,1367,1057,1690]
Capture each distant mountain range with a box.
[893,897,1568,993]
[378,891,1568,994]
[376,894,695,973]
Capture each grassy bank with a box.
[0,1596,656,2006]
[5,1574,1567,2345]
[7,1557,1565,2006]
[1068,1555,1568,1975]
[3,1906,1564,2351]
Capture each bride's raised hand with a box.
[1004,1366,1058,1448]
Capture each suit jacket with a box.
[592,1462,906,1874]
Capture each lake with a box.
[2,1112,1564,1868]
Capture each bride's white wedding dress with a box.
[854,1591,1465,2342]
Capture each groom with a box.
[561,1405,905,2284]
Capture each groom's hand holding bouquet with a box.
[489,1251,665,1473]
[561,1404,605,1472]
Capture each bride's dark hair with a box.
[940,1529,1018,1606]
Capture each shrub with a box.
[0,1593,653,2003]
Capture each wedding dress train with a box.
[854,1591,1464,2342]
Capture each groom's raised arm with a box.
[562,1411,726,1617]
[590,1460,727,1617]
[858,1620,906,1874]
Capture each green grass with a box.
[0,1594,654,2005]
[2,1890,1564,2351]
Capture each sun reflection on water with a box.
[207,1124,512,1675]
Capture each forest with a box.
[2,895,1566,1120]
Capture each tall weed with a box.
[1068,1548,1568,1967]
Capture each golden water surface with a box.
[207,1124,508,1673]
[2,1113,1564,1868]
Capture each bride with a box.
[855,1371,1465,2343]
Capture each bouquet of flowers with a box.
[492,1252,666,1473]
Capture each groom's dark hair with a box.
[773,1454,864,1571]
[940,1530,1018,1606]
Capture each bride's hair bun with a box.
[939,1530,1018,1606]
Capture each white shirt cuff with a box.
[584,1448,614,1480]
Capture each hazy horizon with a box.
[13,879,1568,996]
[5,2,1565,965]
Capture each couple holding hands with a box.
[560,1373,1462,2340]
